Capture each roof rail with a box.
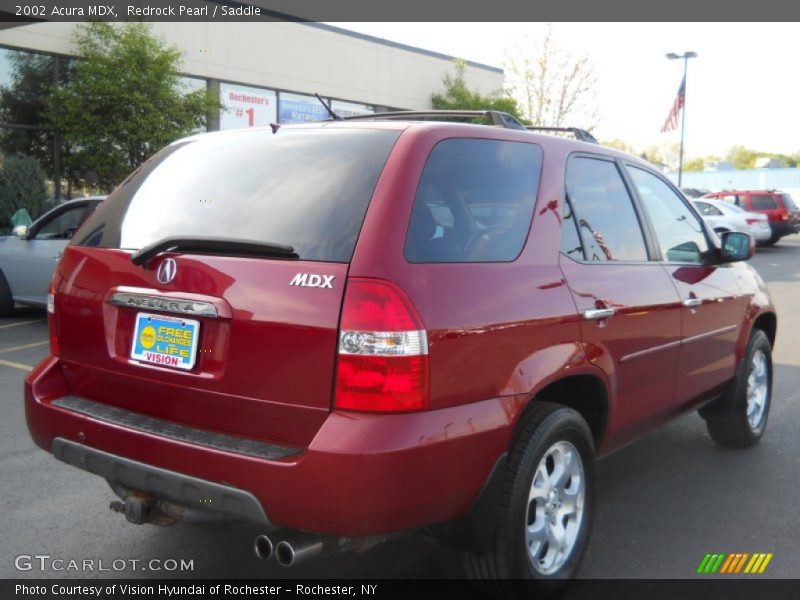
[525,126,598,144]
[342,110,528,131]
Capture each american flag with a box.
[661,77,685,133]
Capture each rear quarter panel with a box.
[349,125,608,431]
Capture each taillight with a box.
[334,278,429,412]
[47,290,59,356]
[780,213,789,221]
[746,218,761,225]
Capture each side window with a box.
[694,201,722,216]
[565,157,648,262]
[33,204,87,240]
[750,194,779,210]
[628,166,709,264]
[405,139,542,263]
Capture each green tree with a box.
[0,154,48,230]
[46,22,219,190]
[432,59,525,122]
[0,52,56,173]
[683,157,706,171]
[601,139,637,153]
[725,145,758,170]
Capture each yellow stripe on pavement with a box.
[758,554,773,573]
[0,340,49,354]
[744,554,760,573]
[0,357,33,371]
[0,319,45,329]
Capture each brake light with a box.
[334,278,429,412]
[47,291,59,356]
[780,213,789,221]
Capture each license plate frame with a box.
[130,312,200,371]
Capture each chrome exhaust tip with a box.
[275,535,324,567]
[254,534,274,560]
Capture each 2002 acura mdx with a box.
[25,110,776,597]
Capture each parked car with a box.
[681,187,711,199]
[0,196,105,316]
[692,198,772,244]
[25,114,776,596]
[702,189,800,245]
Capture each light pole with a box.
[666,51,697,187]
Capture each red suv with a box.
[703,189,800,245]
[25,112,776,596]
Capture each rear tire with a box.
[762,235,779,247]
[702,329,772,448]
[463,403,596,599]
[0,269,14,317]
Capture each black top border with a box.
[1,0,799,22]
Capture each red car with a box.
[26,112,776,596]
[703,189,800,245]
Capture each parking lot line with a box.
[0,357,33,372]
[0,341,49,354]
[0,319,45,330]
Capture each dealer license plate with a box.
[130,313,199,370]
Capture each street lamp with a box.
[666,51,697,186]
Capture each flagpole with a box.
[666,51,697,187]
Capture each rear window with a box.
[73,128,400,262]
[404,138,542,263]
[750,194,779,210]
[781,194,798,210]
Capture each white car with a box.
[692,198,772,244]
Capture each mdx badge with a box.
[156,258,177,284]
[290,273,334,289]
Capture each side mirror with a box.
[12,225,28,238]
[719,231,754,262]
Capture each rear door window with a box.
[565,157,648,262]
[404,138,542,263]
[73,128,400,263]
[750,194,779,210]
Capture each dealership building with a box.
[0,21,503,197]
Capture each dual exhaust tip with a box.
[254,533,324,567]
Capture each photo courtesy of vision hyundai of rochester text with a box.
[24,111,776,598]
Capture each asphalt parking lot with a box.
[1,238,799,584]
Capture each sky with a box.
[334,23,800,160]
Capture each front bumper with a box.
[25,356,519,536]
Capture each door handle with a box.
[583,308,615,320]
[682,297,703,308]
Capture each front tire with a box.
[702,329,772,448]
[464,403,596,599]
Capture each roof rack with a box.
[342,110,527,131]
[525,126,598,144]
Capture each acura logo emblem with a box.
[156,258,177,284]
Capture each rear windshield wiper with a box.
[131,236,299,267]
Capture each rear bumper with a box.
[769,221,800,237]
[25,356,520,536]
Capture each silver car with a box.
[0,196,105,316]
[692,198,772,244]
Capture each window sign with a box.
[331,100,374,119]
[278,92,329,124]
[219,82,277,130]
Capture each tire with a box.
[464,403,596,599]
[702,329,772,448]
[0,269,14,317]
[762,236,779,247]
